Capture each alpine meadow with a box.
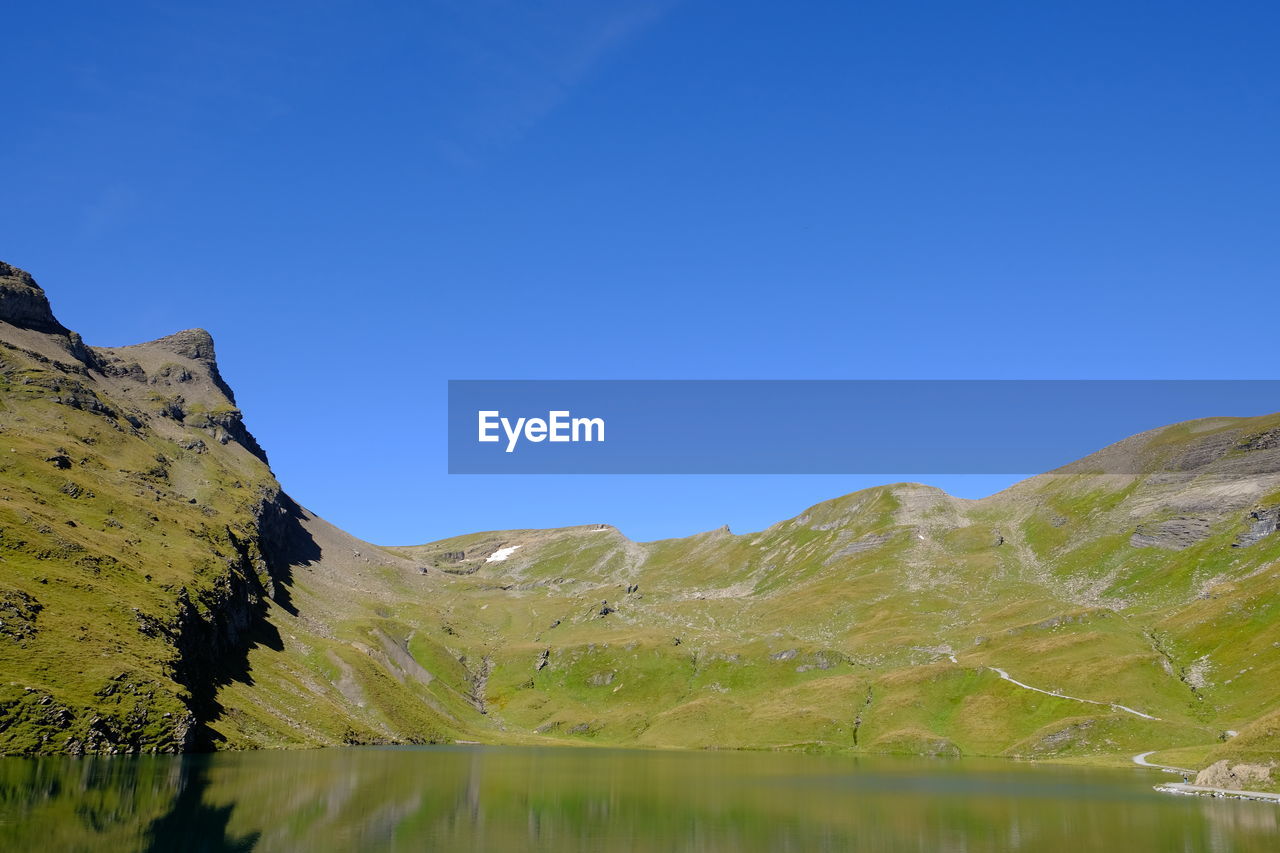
[1,261,1278,795]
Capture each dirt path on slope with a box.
[988,666,1160,720]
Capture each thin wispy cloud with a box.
[432,0,681,156]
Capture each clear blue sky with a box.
[3,2,1278,544]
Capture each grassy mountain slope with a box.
[1,261,1277,790]
[0,262,478,754]
[392,451,1280,772]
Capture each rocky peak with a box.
[0,262,264,465]
[0,261,71,335]
[147,328,219,364]
[143,328,237,403]
[100,327,240,406]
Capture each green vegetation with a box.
[1,262,1278,795]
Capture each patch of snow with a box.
[486,545,521,563]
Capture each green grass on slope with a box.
[0,357,276,753]
[10,317,1280,779]
[0,342,480,756]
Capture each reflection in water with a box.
[143,757,258,853]
[0,753,257,852]
[1,746,1277,851]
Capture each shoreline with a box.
[6,737,1277,805]
[1133,751,1280,803]
[1153,781,1280,803]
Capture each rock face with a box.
[1194,760,1274,790]
[91,328,267,463]
[1129,517,1212,550]
[1234,507,1280,547]
[0,262,70,335]
[140,328,239,404]
[825,533,892,562]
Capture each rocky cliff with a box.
[0,264,305,752]
[0,262,71,335]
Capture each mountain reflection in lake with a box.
[1,746,1276,852]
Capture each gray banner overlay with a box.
[447,380,1280,474]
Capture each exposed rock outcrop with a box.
[0,590,42,643]
[1130,516,1212,550]
[1194,759,1274,790]
[1234,506,1280,547]
[0,262,71,335]
[138,328,239,404]
[825,532,892,562]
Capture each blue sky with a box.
[3,1,1278,543]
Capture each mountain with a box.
[0,262,1276,791]
[0,261,486,754]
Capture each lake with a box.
[1,745,1276,851]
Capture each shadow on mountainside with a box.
[180,493,320,752]
[258,492,323,617]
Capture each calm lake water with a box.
[0,745,1276,852]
